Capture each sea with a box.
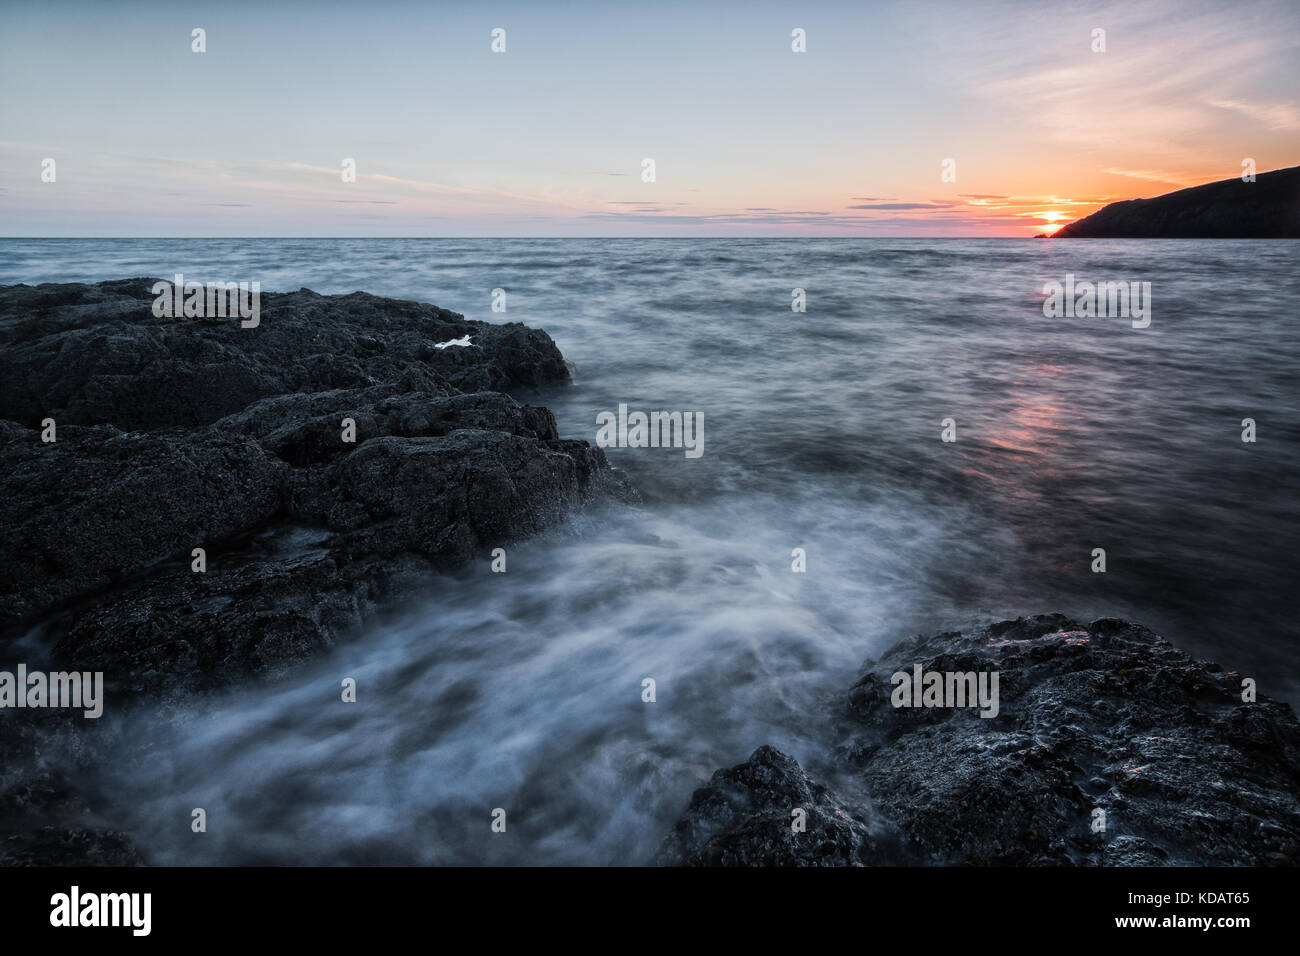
[2,237,1297,864]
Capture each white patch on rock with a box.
[433,335,474,349]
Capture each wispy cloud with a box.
[1210,98,1300,131]
[1103,168,1195,187]
[918,0,1299,179]
[848,202,959,210]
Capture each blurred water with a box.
[3,238,1297,864]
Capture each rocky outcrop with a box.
[654,745,908,866]
[0,279,568,429]
[658,615,1300,866]
[0,279,631,862]
[1052,165,1300,238]
[0,766,144,866]
[0,279,628,690]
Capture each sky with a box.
[1,0,1297,236]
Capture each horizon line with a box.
[4,236,1299,241]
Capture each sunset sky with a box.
[2,0,1297,236]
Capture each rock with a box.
[0,280,632,863]
[0,423,286,624]
[0,280,630,692]
[0,279,570,430]
[1052,165,1300,238]
[654,745,887,866]
[0,769,145,866]
[0,826,145,867]
[661,615,1300,866]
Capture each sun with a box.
[1029,209,1071,235]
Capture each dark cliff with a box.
[1053,165,1300,238]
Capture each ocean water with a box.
[3,237,1298,864]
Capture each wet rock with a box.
[662,615,1300,866]
[0,826,145,867]
[0,280,631,863]
[0,279,570,430]
[1,280,629,690]
[654,745,881,866]
[0,753,145,865]
[0,423,286,624]
[51,548,435,696]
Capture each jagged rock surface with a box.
[0,279,569,429]
[653,745,894,866]
[659,615,1300,866]
[0,279,628,690]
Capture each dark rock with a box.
[662,615,1300,866]
[0,768,146,866]
[0,279,632,863]
[1052,165,1300,238]
[0,716,149,866]
[50,547,434,696]
[0,423,286,624]
[1,281,630,690]
[0,827,145,867]
[654,745,883,866]
[0,279,570,430]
